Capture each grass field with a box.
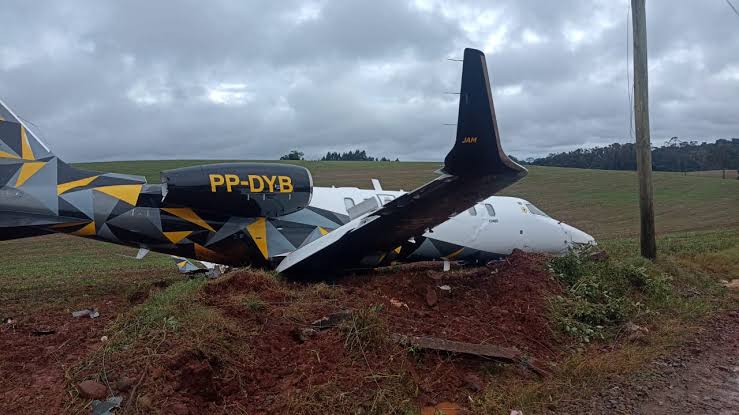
[1,160,737,414]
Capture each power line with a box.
[726,0,739,18]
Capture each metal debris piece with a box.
[311,310,352,329]
[31,329,56,336]
[392,334,551,377]
[438,285,452,292]
[72,308,100,319]
[510,410,524,415]
[389,298,408,309]
[92,396,123,415]
[3,317,14,324]
[292,327,317,343]
[443,260,451,272]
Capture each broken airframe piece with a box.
[92,396,123,415]
[72,308,100,319]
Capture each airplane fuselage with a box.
[41,180,594,269]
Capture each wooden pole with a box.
[631,0,657,259]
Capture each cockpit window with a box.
[484,203,496,216]
[467,206,477,216]
[526,203,548,217]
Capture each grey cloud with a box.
[0,0,737,163]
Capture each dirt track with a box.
[570,311,739,414]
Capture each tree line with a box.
[280,149,398,162]
[528,138,738,172]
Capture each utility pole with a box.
[632,0,657,259]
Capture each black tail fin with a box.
[443,48,526,177]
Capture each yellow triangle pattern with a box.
[71,221,96,236]
[95,184,143,206]
[246,217,268,259]
[15,162,46,187]
[318,226,329,236]
[161,207,216,232]
[163,231,192,244]
[20,126,34,161]
[0,150,19,159]
[58,175,99,195]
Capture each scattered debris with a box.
[100,336,109,343]
[510,410,524,415]
[393,334,521,362]
[206,264,231,279]
[392,334,551,377]
[292,327,318,343]
[438,285,452,292]
[421,401,462,415]
[425,286,438,307]
[31,329,55,336]
[91,396,122,415]
[389,298,408,309]
[77,380,108,400]
[3,317,14,325]
[443,260,451,272]
[723,279,739,290]
[311,310,352,330]
[72,308,100,319]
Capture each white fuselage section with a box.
[309,185,595,260]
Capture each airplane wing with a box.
[277,48,527,276]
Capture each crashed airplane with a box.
[0,48,594,276]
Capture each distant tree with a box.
[280,150,304,160]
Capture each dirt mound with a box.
[51,250,565,413]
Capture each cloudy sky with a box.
[1,0,737,162]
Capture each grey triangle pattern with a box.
[93,191,124,228]
[107,208,164,239]
[206,216,253,246]
[97,223,121,243]
[17,158,58,215]
[265,221,295,256]
[60,189,95,219]
[279,208,342,228]
[299,227,325,248]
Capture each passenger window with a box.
[484,204,496,216]
[467,206,477,216]
[526,203,549,217]
[344,198,355,210]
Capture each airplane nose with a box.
[561,223,596,246]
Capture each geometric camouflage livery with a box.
[0,100,348,267]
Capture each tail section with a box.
[0,98,145,240]
[443,48,526,177]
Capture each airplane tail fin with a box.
[442,48,526,178]
[0,99,55,162]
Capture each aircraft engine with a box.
[161,163,312,217]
